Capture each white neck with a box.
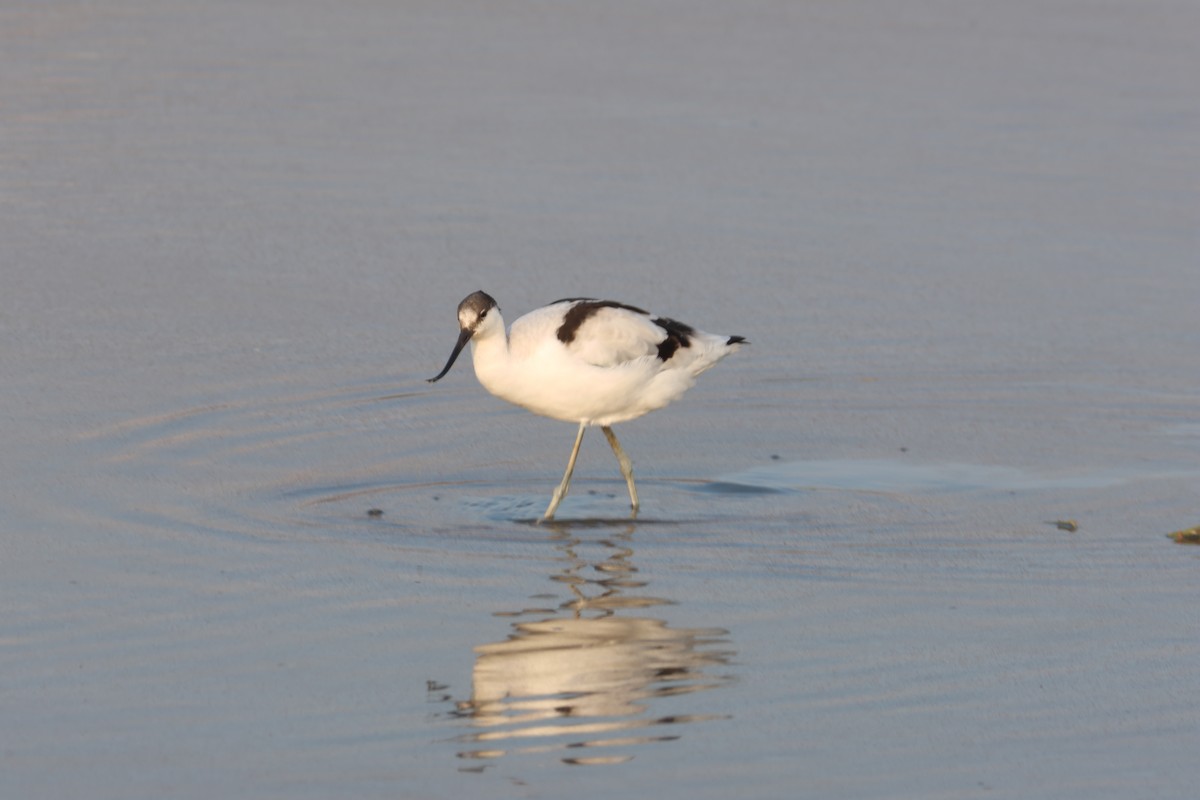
[469,314,511,386]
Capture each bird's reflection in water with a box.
[449,526,736,766]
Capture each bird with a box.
[428,291,746,521]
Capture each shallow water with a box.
[4,2,1199,799]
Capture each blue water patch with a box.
[714,459,1196,495]
[694,481,785,496]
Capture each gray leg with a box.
[542,421,588,521]
[601,425,639,516]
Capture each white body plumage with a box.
[468,297,740,426]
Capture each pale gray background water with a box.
[3,2,1198,798]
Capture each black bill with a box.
[427,327,473,383]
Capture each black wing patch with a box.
[555,299,651,344]
[553,300,718,363]
[652,317,695,361]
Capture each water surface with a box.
[3,2,1198,799]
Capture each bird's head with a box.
[427,290,499,383]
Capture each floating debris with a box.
[1047,519,1078,532]
[366,508,384,518]
[1169,525,1200,544]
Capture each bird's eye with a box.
[479,309,488,318]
